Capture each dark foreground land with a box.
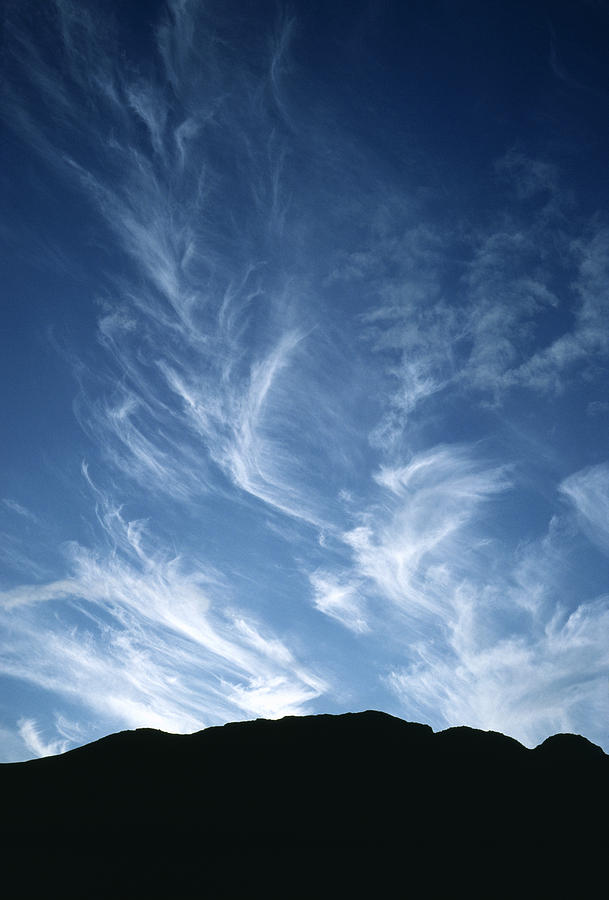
[2,710,607,898]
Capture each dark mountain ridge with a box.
[2,711,607,898]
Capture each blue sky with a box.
[1,0,609,760]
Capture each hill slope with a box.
[2,711,607,898]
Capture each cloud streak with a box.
[338,453,609,747]
[5,0,335,525]
[560,463,609,555]
[17,719,68,759]
[342,446,509,620]
[1,1,609,758]
[0,489,327,737]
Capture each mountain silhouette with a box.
[2,710,607,898]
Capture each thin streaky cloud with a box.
[560,463,609,555]
[342,445,509,618]
[309,570,369,634]
[18,718,68,760]
[1,1,609,758]
[1,499,39,524]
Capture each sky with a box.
[1,0,608,761]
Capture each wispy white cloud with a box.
[0,0,338,755]
[308,448,609,748]
[341,158,609,444]
[342,445,509,619]
[388,591,609,748]
[2,499,39,524]
[0,724,36,764]
[17,718,69,759]
[309,570,369,634]
[2,0,609,761]
[560,462,609,554]
[379,487,609,747]
[0,497,327,739]
[32,1,337,528]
